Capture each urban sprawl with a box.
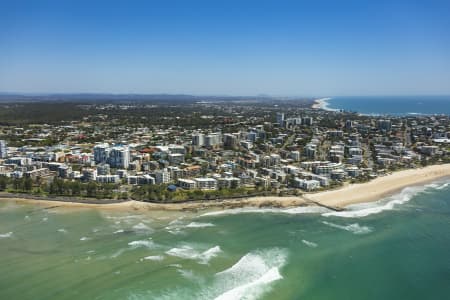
[0,98,449,202]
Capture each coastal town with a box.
[0,97,449,203]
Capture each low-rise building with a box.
[194,178,217,190]
[178,178,196,190]
[96,175,120,184]
[293,178,320,191]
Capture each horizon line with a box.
[1,92,450,98]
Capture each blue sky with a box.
[0,0,449,96]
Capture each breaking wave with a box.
[132,222,154,233]
[129,248,287,299]
[200,206,329,217]
[0,232,13,238]
[302,240,318,248]
[426,182,449,190]
[211,248,287,300]
[142,255,164,261]
[322,182,450,218]
[166,245,222,264]
[186,222,215,228]
[110,239,157,258]
[215,268,282,300]
[165,218,186,235]
[128,239,156,249]
[322,221,372,234]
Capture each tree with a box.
[0,176,8,191]
[13,178,21,190]
[24,177,33,192]
[71,181,81,196]
[420,156,428,167]
[49,182,57,195]
[86,182,98,197]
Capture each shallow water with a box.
[1,180,450,299]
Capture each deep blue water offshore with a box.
[324,96,450,116]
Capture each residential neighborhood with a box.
[0,99,449,201]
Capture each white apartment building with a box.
[153,169,171,184]
[109,146,130,169]
[178,178,196,190]
[192,133,205,147]
[194,178,217,190]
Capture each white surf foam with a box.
[167,229,186,235]
[80,236,90,241]
[200,206,329,217]
[57,228,67,233]
[302,240,318,248]
[109,240,157,258]
[282,206,331,214]
[322,221,372,234]
[113,229,124,234]
[132,222,154,233]
[0,232,13,238]
[164,218,187,235]
[149,248,287,299]
[428,182,449,190]
[200,207,280,217]
[166,245,222,264]
[165,246,198,259]
[128,239,156,249]
[316,97,340,112]
[186,222,215,228]
[202,246,222,263]
[322,183,445,218]
[201,179,449,219]
[211,248,287,300]
[215,267,282,300]
[104,214,146,221]
[142,255,164,261]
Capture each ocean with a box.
[1,179,450,300]
[323,96,450,116]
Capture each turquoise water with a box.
[1,180,450,299]
[325,96,450,115]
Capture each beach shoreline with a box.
[307,164,450,207]
[311,97,333,110]
[0,195,309,212]
[1,164,449,212]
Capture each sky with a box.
[0,0,449,96]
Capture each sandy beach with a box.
[307,164,450,207]
[1,164,449,212]
[311,97,332,109]
[0,194,308,212]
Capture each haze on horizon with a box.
[0,0,449,96]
